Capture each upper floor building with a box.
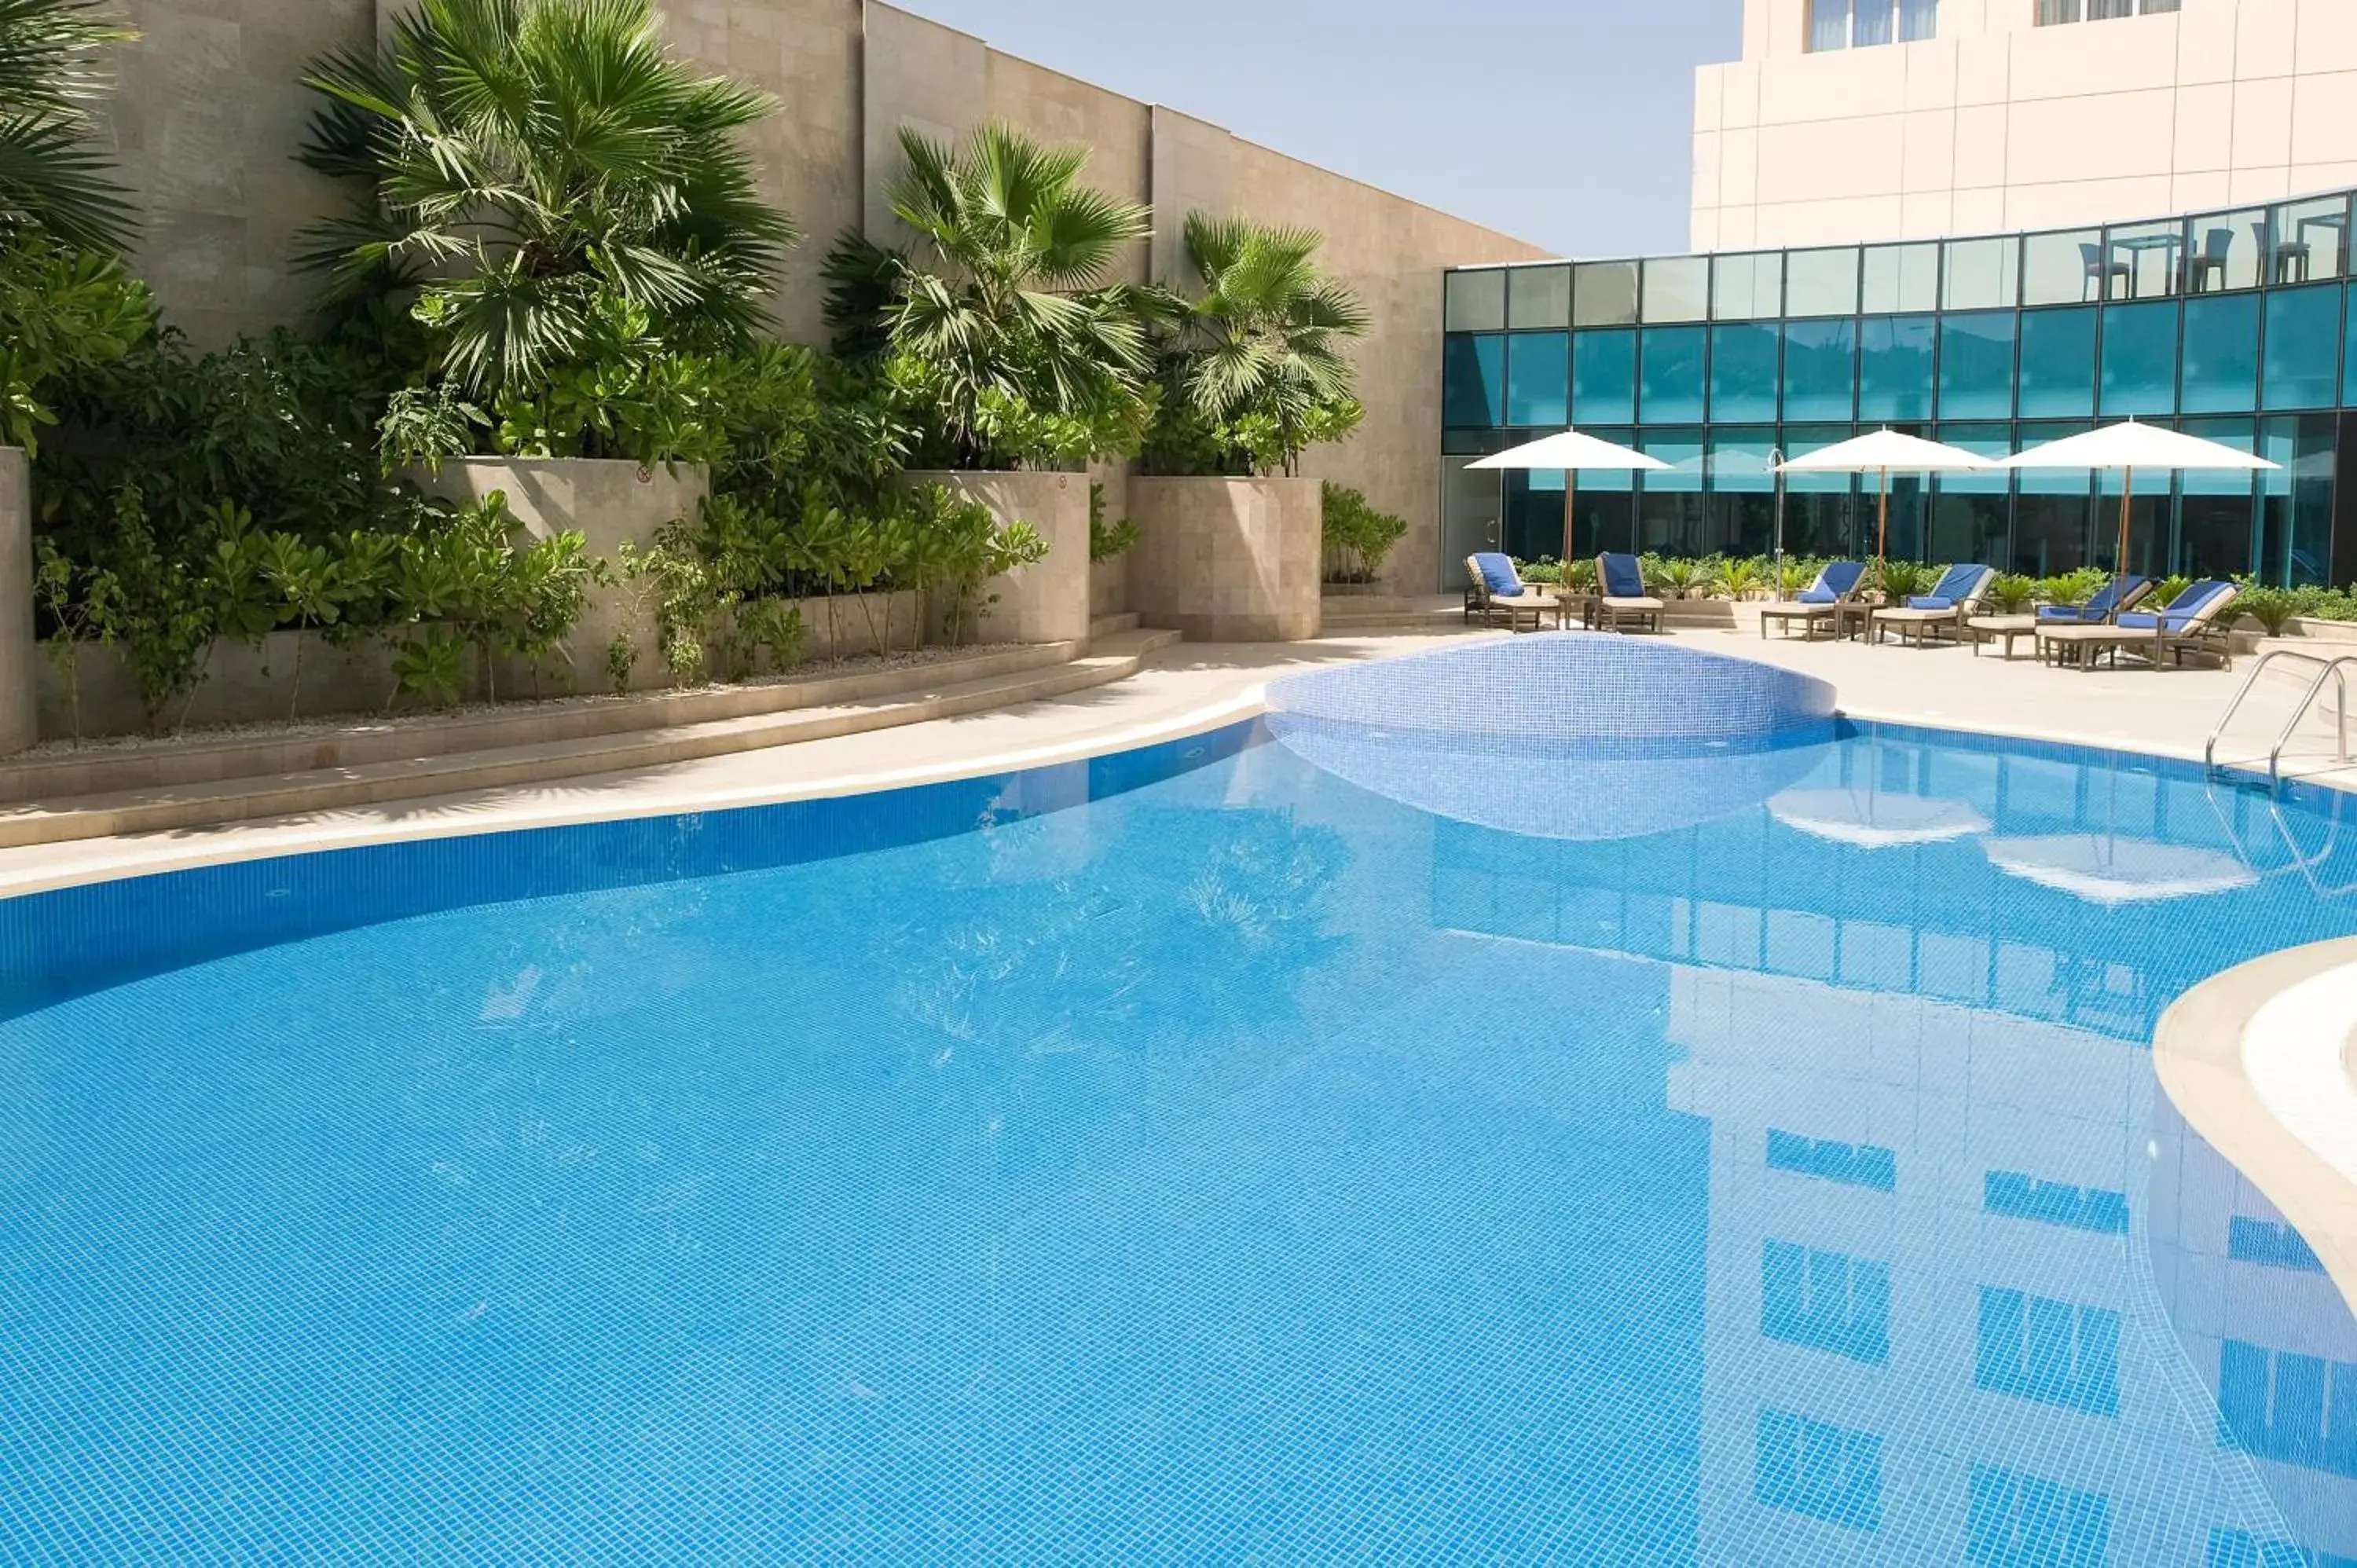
[1695,0,2357,251]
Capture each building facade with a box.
[1694,0,2357,253]
[1437,189,2357,586]
[93,0,1545,598]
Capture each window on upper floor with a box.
[1808,0,1937,50]
[2036,0,2178,24]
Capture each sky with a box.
[896,0,1743,260]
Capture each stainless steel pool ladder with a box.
[2205,647,2357,786]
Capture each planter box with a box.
[1129,476,1322,643]
[1091,552,1129,621]
[905,470,1091,647]
[0,448,31,755]
[409,456,709,694]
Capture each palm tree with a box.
[871,122,1157,470]
[0,0,135,253]
[297,0,797,392]
[1158,212,1368,476]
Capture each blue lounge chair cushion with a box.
[1471,552,1523,596]
[2037,575,2148,623]
[1906,596,1957,611]
[1798,588,1837,604]
[1797,561,1867,605]
[1922,564,1989,604]
[2113,579,2229,632]
[1599,553,1646,598]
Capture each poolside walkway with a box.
[2,606,2349,895]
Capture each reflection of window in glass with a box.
[2264,284,2342,411]
[1640,326,1708,422]
[1928,423,2011,565]
[2271,195,2348,284]
[2179,294,2259,414]
[1504,332,1568,427]
[1637,429,1706,555]
[1712,252,1782,320]
[1861,243,1938,314]
[1974,1286,2121,1417]
[2216,1339,2357,1475]
[1444,269,1506,332]
[1858,315,1935,422]
[1710,324,1780,422]
[2013,422,2095,576]
[1572,330,1637,424]
[2260,414,2337,586]
[1967,1467,2111,1568]
[1938,311,2016,419]
[2099,299,2179,417]
[2018,307,2097,417]
[1783,320,1857,422]
[1642,256,1710,324]
[1572,261,1638,327]
[1762,1240,1890,1365]
[1786,247,1860,317]
[1943,236,2018,310]
[1506,266,1570,330]
[2022,228,2107,306]
[1755,1410,1882,1533]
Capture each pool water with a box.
[1,720,2354,1563]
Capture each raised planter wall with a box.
[409,456,709,694]
[906,470,1091,647]
[1091,553,1129,621]
[1129,476,1322,643]
[0,449,35,755]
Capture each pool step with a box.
[1091,612,1140,637]
[0,628,1183,848]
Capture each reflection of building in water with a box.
[1429,738,2357,1564]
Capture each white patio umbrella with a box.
[1981,835,2257,905]
[1468,428,1670,565]
[1770,789,1990,849]
[1776,429,1994,570]
[2000,420,2276,606]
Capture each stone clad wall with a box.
[1129,476,1322,643]
[906,470,1091,647]
[0,450,35,753]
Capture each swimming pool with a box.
[1,641,2352,1563]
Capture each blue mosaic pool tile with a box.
[1976,1288,2122,1419]
[1985,1170,2131,1235]
[1765,1128,1898,1193]
[1754,1408,1882,1532]
[2231,1216,2330,1275]
[1968,1464,2113,1567]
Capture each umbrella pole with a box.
[1562,471,1577,571]
[2115,468,2133,623]
[1876,466,1890,586]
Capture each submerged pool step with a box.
[0,629,1182,848]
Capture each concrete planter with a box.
[0,449,33,755]
[1090,552,1129,621]
[905,470,1091,647]
[1129,476,1323,643]
[409,456,709,693]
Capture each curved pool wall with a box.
[7,643,2357,1561]
[1265,635,1842,841]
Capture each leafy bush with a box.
[1987,573,2036,614]
[1321,482,1405,584]
[1515,557,1563,585]
[2035,567,2110,608]
[0,236,150,451]
[2236,585,2297,636]
[2153,574,2193,610]
[1874,559,1937,601]
[1710,556,1765,601]
[1652,556,1713,599]
[1089,482,1138,563]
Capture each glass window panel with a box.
[1568,427,1638,558]
[1779,426,1863,557]
[1860,243,1939,314]
[1508,266,1571,330]
[1442,456,1504,583]
[1857,314,1936,421]
[1637,430,1707,555]
[1939,311,2017,419]
[2182,209,2266,294]
[2104,218,2183,301]
[2037,0,2080,19]
[2264,284,2342,411]
[2344,289,2357,407]
[2176,417,2257,580]
[1643,256,1710,323]
[2023,228,2108,307]
[1441,428,1508,456]
[1710,428,1780,560]
[2017,307,2098,417]
[1710,323,1781,422]
[2260,414,2336,586]
[1944,236,2020,310]
[1783,320,1857,421]
[1714,252,1783,320]
[1809,0,1852,51]
[2011,420,2096,576]
[2179,293,2259,414]
[2274,194,2349,284]
[1899,0,1937,40]
[1444,269,1506,332]
[1786,248,1860,317]
[1573,329,1639,425]
[1640,325,1709,422]
[1856,0,1893,47]
[1929,423,2014,566]
[2099,299,2179,416]
[1505,332,1570,427]
[1502,469,1568,563]
[1443,333,1505,427]
[1573,261,1639,327]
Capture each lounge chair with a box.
[2036,580,2241,671]
[1590,552,1664,633]
[1869,564,1995,649]
[1463,552,1561,632]
[2034,575,2152,625]
[1759,560,1869,640]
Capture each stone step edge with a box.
[0,631,1182,849]
[1,639,1083,806]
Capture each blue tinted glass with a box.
[1710,323,1780,422]
[2100,300,2179,417]
[2180,294,2260,414]
[1572,330,1637,424]
[1443,333,1505,427]
[1783,319,1857,421]
[1640,325,1708,423]
[2264,284,2343,410]
[1505,332,1569,427]
[1858,314,1935,421]
[2345,290,2357,407]
[2018,307,2097,418]
[1940,311,2017,419]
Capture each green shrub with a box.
[1089,482,1139,563]
[1987,573,2036,614]
[1321,482,1406,584]
[2236,585,2297,636]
